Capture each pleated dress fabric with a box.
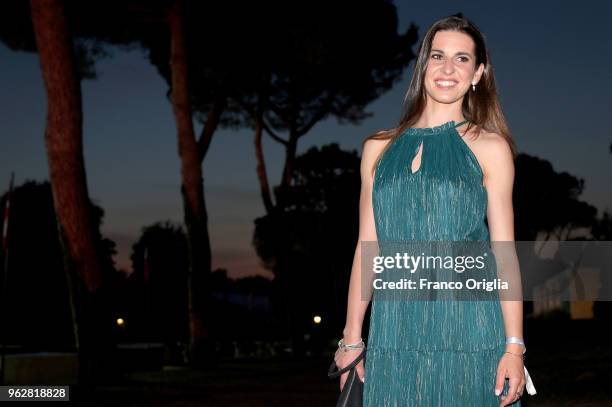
[363,120,520,406]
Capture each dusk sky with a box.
[2,1,611,279]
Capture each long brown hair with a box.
[363,15,516,176]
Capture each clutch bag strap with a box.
[328,347,366,379]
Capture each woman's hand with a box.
[494,349,526,406]
[334,348,365,391]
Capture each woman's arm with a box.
[482,135,523,352]
[481,133,526,406]
[336,138,386,389]
[342,138,383,342]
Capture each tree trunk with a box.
[253,121,305,356]
[31,0,106,385]
[198,98,225,161]
[281,132,298,190]
[168,0,215,368]
[254,115,274,214]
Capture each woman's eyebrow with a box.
[431,48,472,57]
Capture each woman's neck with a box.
[415,102,465,128]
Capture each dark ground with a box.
[51,319,612,406]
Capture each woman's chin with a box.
[429,93,463,104]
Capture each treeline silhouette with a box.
[1,145,611,359]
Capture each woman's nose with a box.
[443,59,455,74]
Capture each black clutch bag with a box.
[327,348,366,407]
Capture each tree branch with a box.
[197,97,226,162]
[297,92,335,137]
[262,120,288,146]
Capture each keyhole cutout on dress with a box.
[410,141,424,174]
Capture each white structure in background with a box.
[530,234,604,319]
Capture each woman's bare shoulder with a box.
[476,130,512,161]
[467,128,514,180]
[361,131,394,177]
[362,130,394,154]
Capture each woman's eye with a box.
[431,54,469,62]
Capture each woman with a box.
[335,15,535,406]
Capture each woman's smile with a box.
[434,80,459,88]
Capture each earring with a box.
[472,83,476,91]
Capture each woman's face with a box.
[423,30,484,105]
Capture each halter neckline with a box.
[406,119,470,136]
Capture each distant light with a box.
[116,318,125,327]
[313,315,322,324]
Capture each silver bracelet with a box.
[506,336,526,354]
[338,338,365,352]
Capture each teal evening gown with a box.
[363,120,521,406]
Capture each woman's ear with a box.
[475,63,485,84]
